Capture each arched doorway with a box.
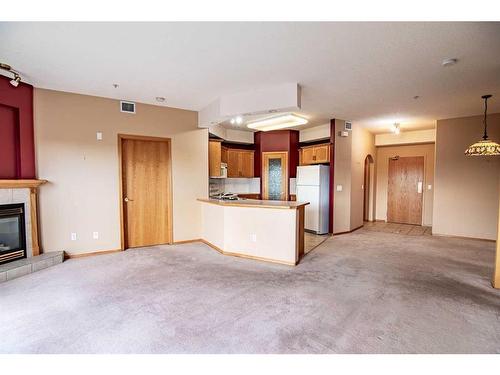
[363,154,375,222]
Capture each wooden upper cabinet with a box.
[209,140,222,177]
[300,143,331,165]
[239,150,254,178]
[301,146,316,165]
[314,144,330,163]
[227,149,254,178]
[221,146,228,164]
[227,149,240,178]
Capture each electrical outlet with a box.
[251,234,257,243]
[71,233,77,241]
[92,231,99,240]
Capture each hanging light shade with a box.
[465,94,500,156]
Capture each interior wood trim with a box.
[333,224,364,236]
[29,187,40,256]
[117,134,173,250]
[173,239,203,245]
[431,232,496,243]
[0,179,47,188]
[65,248,123,259]
[197,239,296,266]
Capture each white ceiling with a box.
[1,22,499,133]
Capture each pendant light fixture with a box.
[464,95,500,156]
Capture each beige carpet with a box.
[1,229,499,353]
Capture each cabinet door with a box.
[239,151,254,178]
[209,140,222,177]
[221,146,228,164]
[301,147,315,165]
[227,149,240,178]
[313,144,330,163]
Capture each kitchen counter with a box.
[197,198,309,210]
[198,198,308,265]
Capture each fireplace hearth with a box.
[0,203,27,264]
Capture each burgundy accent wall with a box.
[254,130,300,199]
[0,75,35,179]
[253,131,262,177]
[329,119,336,234]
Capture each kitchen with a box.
[199,123,333,265]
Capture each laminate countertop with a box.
[197,198,309,210]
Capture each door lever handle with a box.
[124,197,134,202]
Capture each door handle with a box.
[417,182,423,194]
[124,197,134,202]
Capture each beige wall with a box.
[375,143,435,226]
[333,120,352,233]
[375,128,436,146]
[333,120,376,233]
[34,89,208,255]
[433,113,500,240]
[350,124,376,229]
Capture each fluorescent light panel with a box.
[246,113,308,131]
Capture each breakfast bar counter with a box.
[197,198,309,265]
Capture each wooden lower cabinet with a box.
[300,143,330,165]
[227,149,254,178]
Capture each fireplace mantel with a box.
[0,179,47,258]
[0,179,47,189]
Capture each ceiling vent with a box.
[345,121,352,131]
[120,101,136,114]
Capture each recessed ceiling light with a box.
[235,116,243,125]
[156,97,166,102]
[230,118,236,125]
[442,58,458,67]
[247,113,308,132]
[112,83,119,88]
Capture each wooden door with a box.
[120,136,172,248]
[262,152,288,200]
[239,151,254,178]
[301,147,315,165]
[313,144,330,163]
[387,156,424,225]
[227,149,239,177]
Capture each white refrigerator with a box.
[296,165,330,234]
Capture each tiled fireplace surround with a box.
[0,187,35,259]
[0,180,65,283]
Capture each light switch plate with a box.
[71,233,77,241]
[427,184,432,190]
[336,185,343,192]
[96,131,103,140]
[92,231,99,240]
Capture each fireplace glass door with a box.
[0,203,26,264]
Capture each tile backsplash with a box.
[209,178,261,195]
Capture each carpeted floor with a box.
[1,229,499,354]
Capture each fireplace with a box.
[0,203,27,264]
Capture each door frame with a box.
[118,134,173,250]
[261,151,289,200]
